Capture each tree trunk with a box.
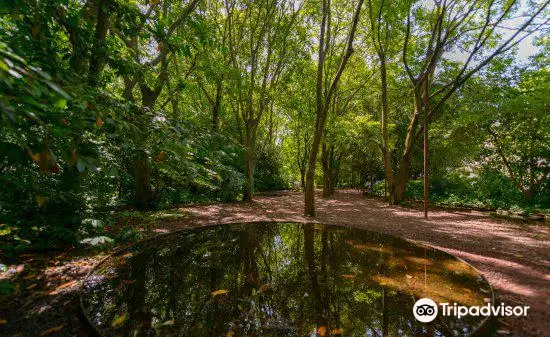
[322,143,331,197]
[133,89,160,209]
[212,79,222,132]
[300,165,306,191]
[331,169,338,195]
[390,84,423,204]
[304,130,322,216]
[379,58,395,204]
[322,143,339,198]
[304,224,325,326]
[88,0,110,86]
[243,124,255,202]
[134,150,151,210]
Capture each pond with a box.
[80,222,493,337]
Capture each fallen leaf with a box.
[210,289,229,296]
[257,283,271,293]
[111,313,128,328]
[0,319,6,325]
[341,274,355,279]
[49,281,77,294]
[155,151,166,162]
[331,328,344,335]
[317,326,327,336]
[57,281,77,289]
[226,330,234,337]
[96,117,103,128]
[406,274,413,279]
[40,325,63,336]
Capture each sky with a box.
[444,0,546,64]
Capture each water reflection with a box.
[81,222,491,337]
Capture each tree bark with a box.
[243,124,256,202]
[134,150,152,210]
[212,79,222,132]
[88,0,110,86]
[379,58,395,204]
[322,143,331,197]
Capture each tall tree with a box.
[113,0,200,209]
[365,0,409,204]
[304,0,365,216]
[389,0,549,204]
[225,0,303,201]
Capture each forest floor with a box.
[1,189,549,337]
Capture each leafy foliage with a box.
[1,0,548,250]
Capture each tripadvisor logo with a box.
[413,298,530,323]
[413,298,438,322]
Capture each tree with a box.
[365,0,409,204]
[112,0,200,209]
[485,67,549,201]
[387,0,550,204]
[304,0,365,216]
[224,0,303,201]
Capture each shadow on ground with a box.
[1,189,548,336]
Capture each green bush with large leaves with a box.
[0,42,244,249]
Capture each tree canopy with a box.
[1,0,548,248]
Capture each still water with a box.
[81,222,492,337]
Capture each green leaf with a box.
[54,98,67,110]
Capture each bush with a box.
[254,146,289,192]
[0,43,246,250]
[405,180,424,200]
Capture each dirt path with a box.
[1,189,548,336]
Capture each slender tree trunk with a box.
[133,89,161,209]
[134,150,151,210]
[212,79,222,132]
[391,85,423,204]
[305,129,323,215]
[322,143,338,197]
[300,165,306,191]
[379,58,395,204]
[304,224,325,326]
[331,169,338,195]
[243,124,255,202]
[88,0,110,86]
[423,76,429,217]
[322,143,331,197]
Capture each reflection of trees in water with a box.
[82,223,488,337]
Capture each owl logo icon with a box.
[413,298,438,323]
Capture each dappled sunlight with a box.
[432,247,549,300]
[370,272,485,307]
